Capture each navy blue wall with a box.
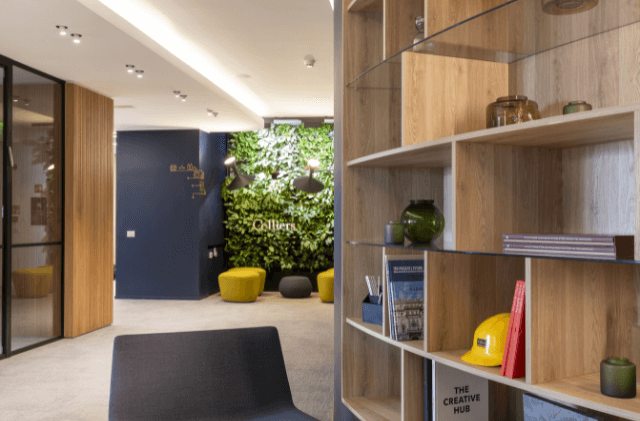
[117,130,226,300]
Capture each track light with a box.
[135,70,144,78]
[207,109,217,117]
[126,64,135,73]
[12,96,18,103]
[47,164,55,171]
[23,99,30,107]
[180,94,187,102]
[224,156,255,191]
[70,33,82,43]
[293,158,324,193]
[56,25,68,36]
[174,90,181,97]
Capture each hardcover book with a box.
[386,259,424,341]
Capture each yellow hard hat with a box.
[461,313,511,367]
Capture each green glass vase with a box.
[401,200,445,244]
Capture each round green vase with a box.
[401,200,445,244]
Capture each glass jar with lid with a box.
[486,95,541,128]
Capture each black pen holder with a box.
[362,295,382,326]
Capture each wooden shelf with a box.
[347,0,382,13]
[347,318,425,354]
[346,317,640,420]
[343,397,401,421]
[536,373,640,421]
[347,104,639,168]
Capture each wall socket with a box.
[127,230,135,238]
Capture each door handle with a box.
[8,146,14,168]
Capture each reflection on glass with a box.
[348,0,639,89]
[12,66,62,245]
[10,245,61,351]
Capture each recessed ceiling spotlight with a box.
[24,99,30,107]
[126,64,135,73]
[135,70,144,78]
[70,33,82,43]
[174,90,181,97]
[237,74,251,79]
[56,25,68,36]
[304,54,315,68]
[180,94,187,102]
[12,96,18,103]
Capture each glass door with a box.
[9,66,62,352]
[0,56,64,359]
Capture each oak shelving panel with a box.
[341,0,640,420]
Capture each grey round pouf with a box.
[279,276,312,298]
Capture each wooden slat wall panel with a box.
[529,259,637,385]
[64,84,113,338]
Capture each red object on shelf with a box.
[505,281,526,379]
[500,282,520,376]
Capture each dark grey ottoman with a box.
[279,276,312,298]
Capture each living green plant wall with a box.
[222,124,334,272]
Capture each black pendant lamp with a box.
[293,159,324,194]
[225,156,255,191]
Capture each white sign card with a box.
[432,362,488,421]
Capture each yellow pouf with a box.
[218,271,260,302]
[317,269,334,303]
[228,267,266,295]
[12,265,53,298]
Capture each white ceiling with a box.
[0,0,334,132]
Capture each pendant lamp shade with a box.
[293,159,324,193]
[293,171,324,194]
[224,156,255,191]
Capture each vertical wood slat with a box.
[64,84,113,338]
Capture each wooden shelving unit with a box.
[339,0,640,420]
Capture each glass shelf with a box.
[347,0,640,90]
[347,239,640,265]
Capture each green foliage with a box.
[222,124,334,272]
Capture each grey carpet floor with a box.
[0,291,334,421]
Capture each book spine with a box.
[503,249,615,260]
[500,283,519,376]
[506,281,526,379]
[503,243,616,253]
[505,282,524,377]
[503,233,616,243]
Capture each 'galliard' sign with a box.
[253,219,297,231]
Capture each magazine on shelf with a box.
[385,258,424,341]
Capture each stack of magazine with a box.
[385,258,424,341]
